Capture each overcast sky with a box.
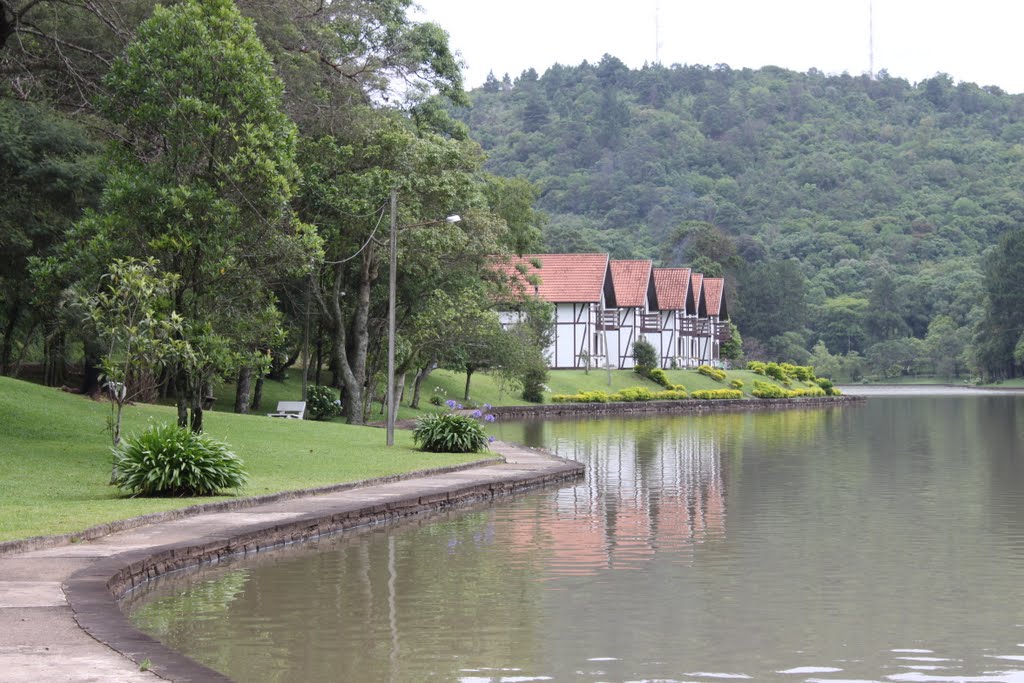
[412,0,1024,94]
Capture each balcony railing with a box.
[640,313,661,333]
[594,309,619,331]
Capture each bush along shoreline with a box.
[551,362,840,406]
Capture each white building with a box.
[495,254,730,370]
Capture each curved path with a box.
[0,442,582,682]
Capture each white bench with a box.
[267,401,306,419]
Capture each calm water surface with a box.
[129,390,1024,682]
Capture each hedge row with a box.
[750,381,832,399]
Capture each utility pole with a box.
[386,188,398,446]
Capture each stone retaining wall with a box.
[489,395,865,419]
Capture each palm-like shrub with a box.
[413,413,489,453]
[112,423,248,496]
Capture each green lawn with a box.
[0,365,809,542]
[229,366,798,418]
[0,376,484,542]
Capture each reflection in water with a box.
[129,395,1024,683]
[505,423,726,577]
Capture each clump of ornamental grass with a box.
[413,402,496,453]
[111,422,248,497]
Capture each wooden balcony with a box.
[594,309,620,331]
[640,313,661,333]
[678,318,710,337]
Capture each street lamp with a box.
[387,189,461,446]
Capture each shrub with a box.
[730,379,744,390]
[751,381,790,399]
[816,377,835,395]
[413,413,489,453]
[789,386,827,397]
[551,391,611,403]
[647,367,671,387]
[520,360,548,403]
[697,364,727,381]
[789,364,815,382]
[746,361,767,375]
[764,363,786,381]
[306,384,341,420]
[670,383,687,392]
[652,389,688,400]
[428,395,444,406]
[691,389,744,400]
[112,423,247,497]
[612,386,654,402]
[632,338,658,373]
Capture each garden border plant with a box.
[111,422,248,497]
[412,400,497,453]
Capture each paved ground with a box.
[0,442,582,682]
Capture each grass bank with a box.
[0,376,483,542]
[257,366,799,415]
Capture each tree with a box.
[924,315,969,378]
[866,337,927,378]
[815,295,869,355]
[302,123,485,423]
[482,175,545,255]
[0,99,102,376]
[58,0,318,432]
[976,227,1024,379]
[808,340,841,380]
[720,322,744,363]
[78,258,181,450]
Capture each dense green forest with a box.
[455,58,1024,379]
[0,0,550,425]
[3,0,1024,393]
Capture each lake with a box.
[128,388,1024,682]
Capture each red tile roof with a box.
[652,268,691,311]
[689,272,704,313]
[494,253,609,303]
[610,260,652,308]
[703,277,726,317]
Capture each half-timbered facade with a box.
[606,260,655,369]
[494,253,730,370]
[495,253,613,369]
[651,267,691,368]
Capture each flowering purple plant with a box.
[445,399,457,409]
[484,414,496,423]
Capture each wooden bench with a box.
[267,401,306,419]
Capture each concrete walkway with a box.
[0,442,582,682]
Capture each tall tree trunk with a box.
[314,325,323,385]
[176,368,189,429]
[190,402,204,433]
[10,318,39,378]
[79,338,102,395]
[0,296,22,374]
[250,375,264,412]
[410,361,435,409]
[395,370,407,409]
[234,366,252,414]
[311,244,377,426]
[464,366,474,401]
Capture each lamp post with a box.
[386,189,461,446]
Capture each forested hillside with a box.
[456,58,1024,379]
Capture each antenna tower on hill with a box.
[869,0,875,78]
[655,0,662,65]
